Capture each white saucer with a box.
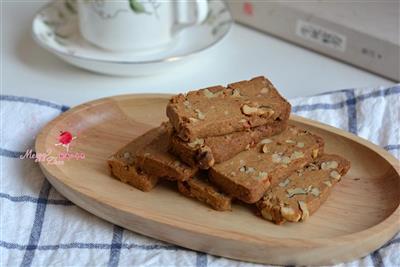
[32,0,232,76]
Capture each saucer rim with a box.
[31,0,233,65]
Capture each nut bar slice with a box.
[169,120,288,169]
[166,76,291,141]
[135,123,198,181]
[256,154,350,224]
[209,125,324,203]
[108,127,163,191]
[178,173,232,211]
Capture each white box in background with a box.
[227,0,400,81]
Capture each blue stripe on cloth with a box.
[345,90,358,134]
[292,86,400,113]
[358,86,400,101]
[120,243,178,250]
[380,237,400,249]
[316,86,400,97]
[384,144,400,151]
[371,250,385,267]
[0,236,397,260]
[1,241,110,250]
[20,179,52,267]
[196,252,208,267]
[61,105,70,112]
[0,240,178,251]
[0,148,31,158]
[0,95,69,112]
[3,237,397,252]
[108,225,124,267]
[0,192,73,206]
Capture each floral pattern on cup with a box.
[81,0,162,19]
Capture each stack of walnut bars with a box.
[108,76,350,224]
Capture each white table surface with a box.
[1,1,394,107]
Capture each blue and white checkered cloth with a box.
[1,85,399,267]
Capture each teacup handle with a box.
[174,0,209,32]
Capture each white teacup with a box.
[77,0,209,52]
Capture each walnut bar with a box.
[209,125,324,203]
[166,76,291,142]
[169,120,288,169]
[256,154,350,224]
[107,127,163,191]
[135,123,198,181]
[177,173,232,211]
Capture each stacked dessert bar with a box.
[108,76,350,224]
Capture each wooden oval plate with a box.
[35,94,400,266]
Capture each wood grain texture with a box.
[35,94,400,266]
